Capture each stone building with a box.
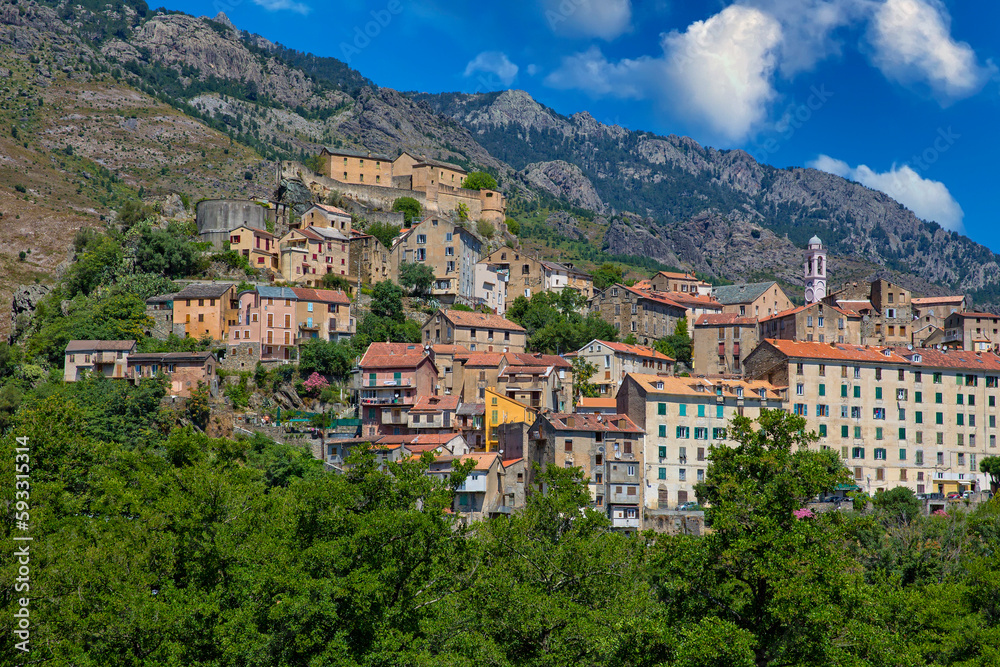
[615,373,785,512]
[757,301,862,345]
[589,284,687,345]
[145,294,179,339]
[196,199,267,249]
[230,286,299,361]
[912,295,967,333]
[474,262,507,314]
[712,281,794,319]
[649,271,712,296]
[279,226,352,286]
[825,278,913,346]
[743,339,1000,496]
[529,412,645,530]
[228,225,278,272]
[318,147,393,185]
[422,309,527,353]
[394,216,484,304]
[692,314,759,376]
[297,203,353,233]
[572,339,674,396]
[64,340,136,382]
[348,231,396,287]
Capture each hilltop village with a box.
[61,147,1000,532]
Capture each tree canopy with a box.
[461,171,498,191]
[506,290,617,354]
[391,196,422,225]
[399,261,436,296]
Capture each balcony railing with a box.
[364,378,413,388]
[611,517,641,529]
[97,352,123,363]
[360,397,411,406]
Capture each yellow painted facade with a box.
[485,387,537,452]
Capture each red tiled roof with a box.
[759,302,857,324]
[912,296,966,305]
[544,413,644,433]
[441,309,526,332]
[359,342,431,370]
[617,284,685,310]
[763,339,910,363]
[656,270,701,280]
[902,348,1000,372]
[312,203,351,217]
[695,314,758,326]
[413,433,464,445]
[957,312,1000,319]
[506,352,572,368]
[584,339,673,362]
[657,292,722,309]
[431,344,469,354]
[411,395,462,412]
[576,397,617,409]
[290,287,351,304]
[430,452,501,471]
[456,352,506,367]
[65,339,137,352]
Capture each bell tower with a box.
[804,235,826,304]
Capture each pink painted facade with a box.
[358,343,439,438]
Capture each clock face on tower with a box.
[805,287,814,302]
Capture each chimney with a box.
[618,418,625,429]
[566,415,574,428]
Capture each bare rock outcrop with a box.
[525,161,605,214]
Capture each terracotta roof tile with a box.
[411,395,462,412]
[544,413,644,433]
[440,309,526,332]
[911,296,966,305]
[65,339,137,352]
[290,287,351,305]
[695,314,758,326]
[763,339,910,363]
[581,339,673,362]
[902,348,1000,372]
[625,372,784,399]
[576,397,617,409]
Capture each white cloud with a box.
[544,46,657,99]
[809,154,964,230]
[542,0,632,40]
[526,64,539,76]
[251,0,310,14]
[464,51,520,86]
[869,0,994,101]
[661,6,783,142]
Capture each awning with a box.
[835,483,861,491]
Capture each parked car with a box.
[963,490,976,499]
[947,492,962,501]
[677,501,702,511]
[926,493,945,501]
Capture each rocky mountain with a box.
[3,0,1000,325]
[416,89,1000,307]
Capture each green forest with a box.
[5,405,1000,666]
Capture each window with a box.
[875,387,883,400]
[793,404,807,416]
[817,405,829,417]
[874,448,886,460]
[915,450,924,465]
[818,383,825,396]
[797,363,804,375]
[876,427,883,440]
[564,439,573,452]
[873,408,885,420]
[937,452,945,465]
[841,425,849,438]
[658,467,666,480]
[852,447,865,459]
[957,414,964,426]
[897,388,907,401]
[937,433,944,445]
[658,403,666,415]
[875,368,882,381]
[841,384,848,398]
[854,386,861,398]
[915,391,922,403]
[916,411,923,424]
[713,428,726,439]
[716,405,724,419]
[841,406,849,418]
[854,366,861,379]
[958,394,965,405]
[678,469,687,482]
[819,424,827,437]
[679,405,687,417]
[658,445,666,459]
[855,426,862,439]
[935,392,943,404]
[676,426,690,438]
[851,406,861,419]
[694,427,708,440]
[933,372,942,384]
[697,404,706,417]
[936,412,944,425]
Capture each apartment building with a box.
[290,287,354,342]
[572,339,674,395]
[230,286,299,361]
[171,283,239,342]
[406,395,462,433]
[64,340,136,382]
[616,374,785,512]
[129,351,218,397]
[658,291,724,320]
[530,412,645,530]
[358,343,438,439]
[394,217,484,304]
[692,314,759,376]
[713,281,794,319]
[649,271,712,296]
[758,301,862,345]
[474,262,508,315]
[318,147,393,185]
[422,309,527,353]
[228,225,278,272]
[279,226,351,285]
[424,452,511,521]
[589,284,687,345]
[943,312,1000,352]
[743,339,1000,495]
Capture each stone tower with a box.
[804,235,827,304]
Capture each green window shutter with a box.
[841,384,847,397]
[394,371,401,381]
[658,403,666,415]
[915,411,923,424]
[819,384,826,397]
[936,392,943,403]
[716,405,724,419]
[854,386,861,398]
[658,425,666,438]
[658,445,666,459]
[899,448,906,460]
[697,404,705,417]
[875,387,883,400]
[841,425,849,438]
[899,428,906,440]
[876,427,883,440]
[658,467,666,480]
[679,405,687,417]
[854,426,862,439]
[936,412,943,425]
[957,414,964,426]
[915,391,922,403]
[819,424,827,437]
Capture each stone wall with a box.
[221,342,262,371]
[197,199,268,249]
[342,199,405,228]
[281,161,429,213]
[145,305,174,340]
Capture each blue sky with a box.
[160,0,1000,250]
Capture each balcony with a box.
[611,516,641,529]
[456,475,488,493]
[360,396,412,406]
[943,330,963,344]
[97,352,122,363]
[364,378,413,388]
[299,321,320,332]
[381,411,408,425]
